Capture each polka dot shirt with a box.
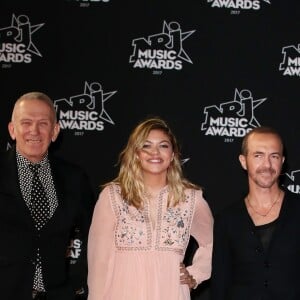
[16,151,58,292]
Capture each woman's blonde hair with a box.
[106,117,200,208]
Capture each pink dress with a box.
[87,184,213,300]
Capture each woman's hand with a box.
[180,263,197,289]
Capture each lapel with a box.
[44,155,69,230]
[48,155,63,209]
[1,147,36,228]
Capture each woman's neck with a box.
[143,176,167,197]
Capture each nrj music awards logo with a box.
[279,44,300,77]
[129,21,195,71]
[54,81,117,135]
[0,14,44,64]
[283,169,300,194]
[205,0,270,10]
[201,89,267,139]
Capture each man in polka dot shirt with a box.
[0,92,95,300]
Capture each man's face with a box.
[239,133,284,189]
[8,98,60,163]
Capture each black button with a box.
[264,262,270,268]
[264,280,268,287]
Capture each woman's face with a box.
[137,129,174,178]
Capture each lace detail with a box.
[109,184,196,254]
[156,189,195,254]
[110,185,152,250]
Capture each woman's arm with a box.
[186,189,214,287]
[87,186,116,300]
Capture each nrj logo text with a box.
[0,14,44,64]
[129,21,195,71]
[284,170,300,194]
[205,0,271,10]
[54,81,117,134]
[201,89,267,138]
[279,44,300,77]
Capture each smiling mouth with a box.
[148,159,162,163]
[27,139,42,143]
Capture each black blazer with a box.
[0,147,95,300]
[211,190,300,300]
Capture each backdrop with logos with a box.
[1,1,300,299]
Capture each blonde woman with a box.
[87,117,213,300]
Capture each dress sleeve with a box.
[87,185,116,300]
[186,189,214,286]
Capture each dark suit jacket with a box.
[0,147,95,300]
[211,190,300,300]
